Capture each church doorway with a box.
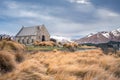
[42,35,45,41]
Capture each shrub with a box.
[114,69,120,78]
[0,40,26,53]
[116,52,120,57]
[111,59,120,78]
[0,51,16,73]
[0,40,6,50]
[63,42,78,52]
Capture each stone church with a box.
[15,25,50,45]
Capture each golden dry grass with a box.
[27,49,120,80]
[0,51,16,73]
[34,41,56,47]
[0,40,26,52]
[0,47,120,80]
[0,40,25,62]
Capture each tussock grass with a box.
[0,47,120,80]
[0,40,26,78]
[0,59,49,80]
[14,53,24,63]
[20,49,118,80]
[54,71,76,80]
[0,40,26,52]
[0,51,16,73]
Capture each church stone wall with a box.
[16,35,36,45]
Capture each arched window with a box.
[32,39,34,43]
[22,39,24,44]
[27,39,29,44]
[42,35,45,41]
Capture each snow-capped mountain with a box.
[50,35,73,43]
[86,33,94,38]
[75,28,120,44]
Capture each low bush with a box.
[0,51,16,73]
[0,40,26,52]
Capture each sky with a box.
[0,0,120,39]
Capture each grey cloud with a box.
[0,0,120,38]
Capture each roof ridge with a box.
[15,27,24,37]
[23,24,44,28]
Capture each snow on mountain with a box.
[75,28,120,44]
[101,32,110,38]
[86,33,94,37]
[117,28,120,32]
[111,30,120,37]
[50,35,73,43]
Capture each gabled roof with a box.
[16,25,44,37]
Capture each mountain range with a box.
[75,28,120,44]
[50,35,73,43]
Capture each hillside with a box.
[0,50,120,80]
[0,40,120,80]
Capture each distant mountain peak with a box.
[50,35,73,43]
[75,28,120,44]
[86,33,94,37]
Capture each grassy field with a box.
[26,45,96,52]
[0,40,120,80]
[26,45,65,51]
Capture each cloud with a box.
[4,1,18,9]
[69,0,90,4]
[96,9,120,19]
[90,0,120,13]
[0,0,120,38]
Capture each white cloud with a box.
[97,9,120,18]
[69,0,90,4]
[68,0,94,13]
[4,1,18,9]
[1,1,56,21]
[19,10,39,18]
